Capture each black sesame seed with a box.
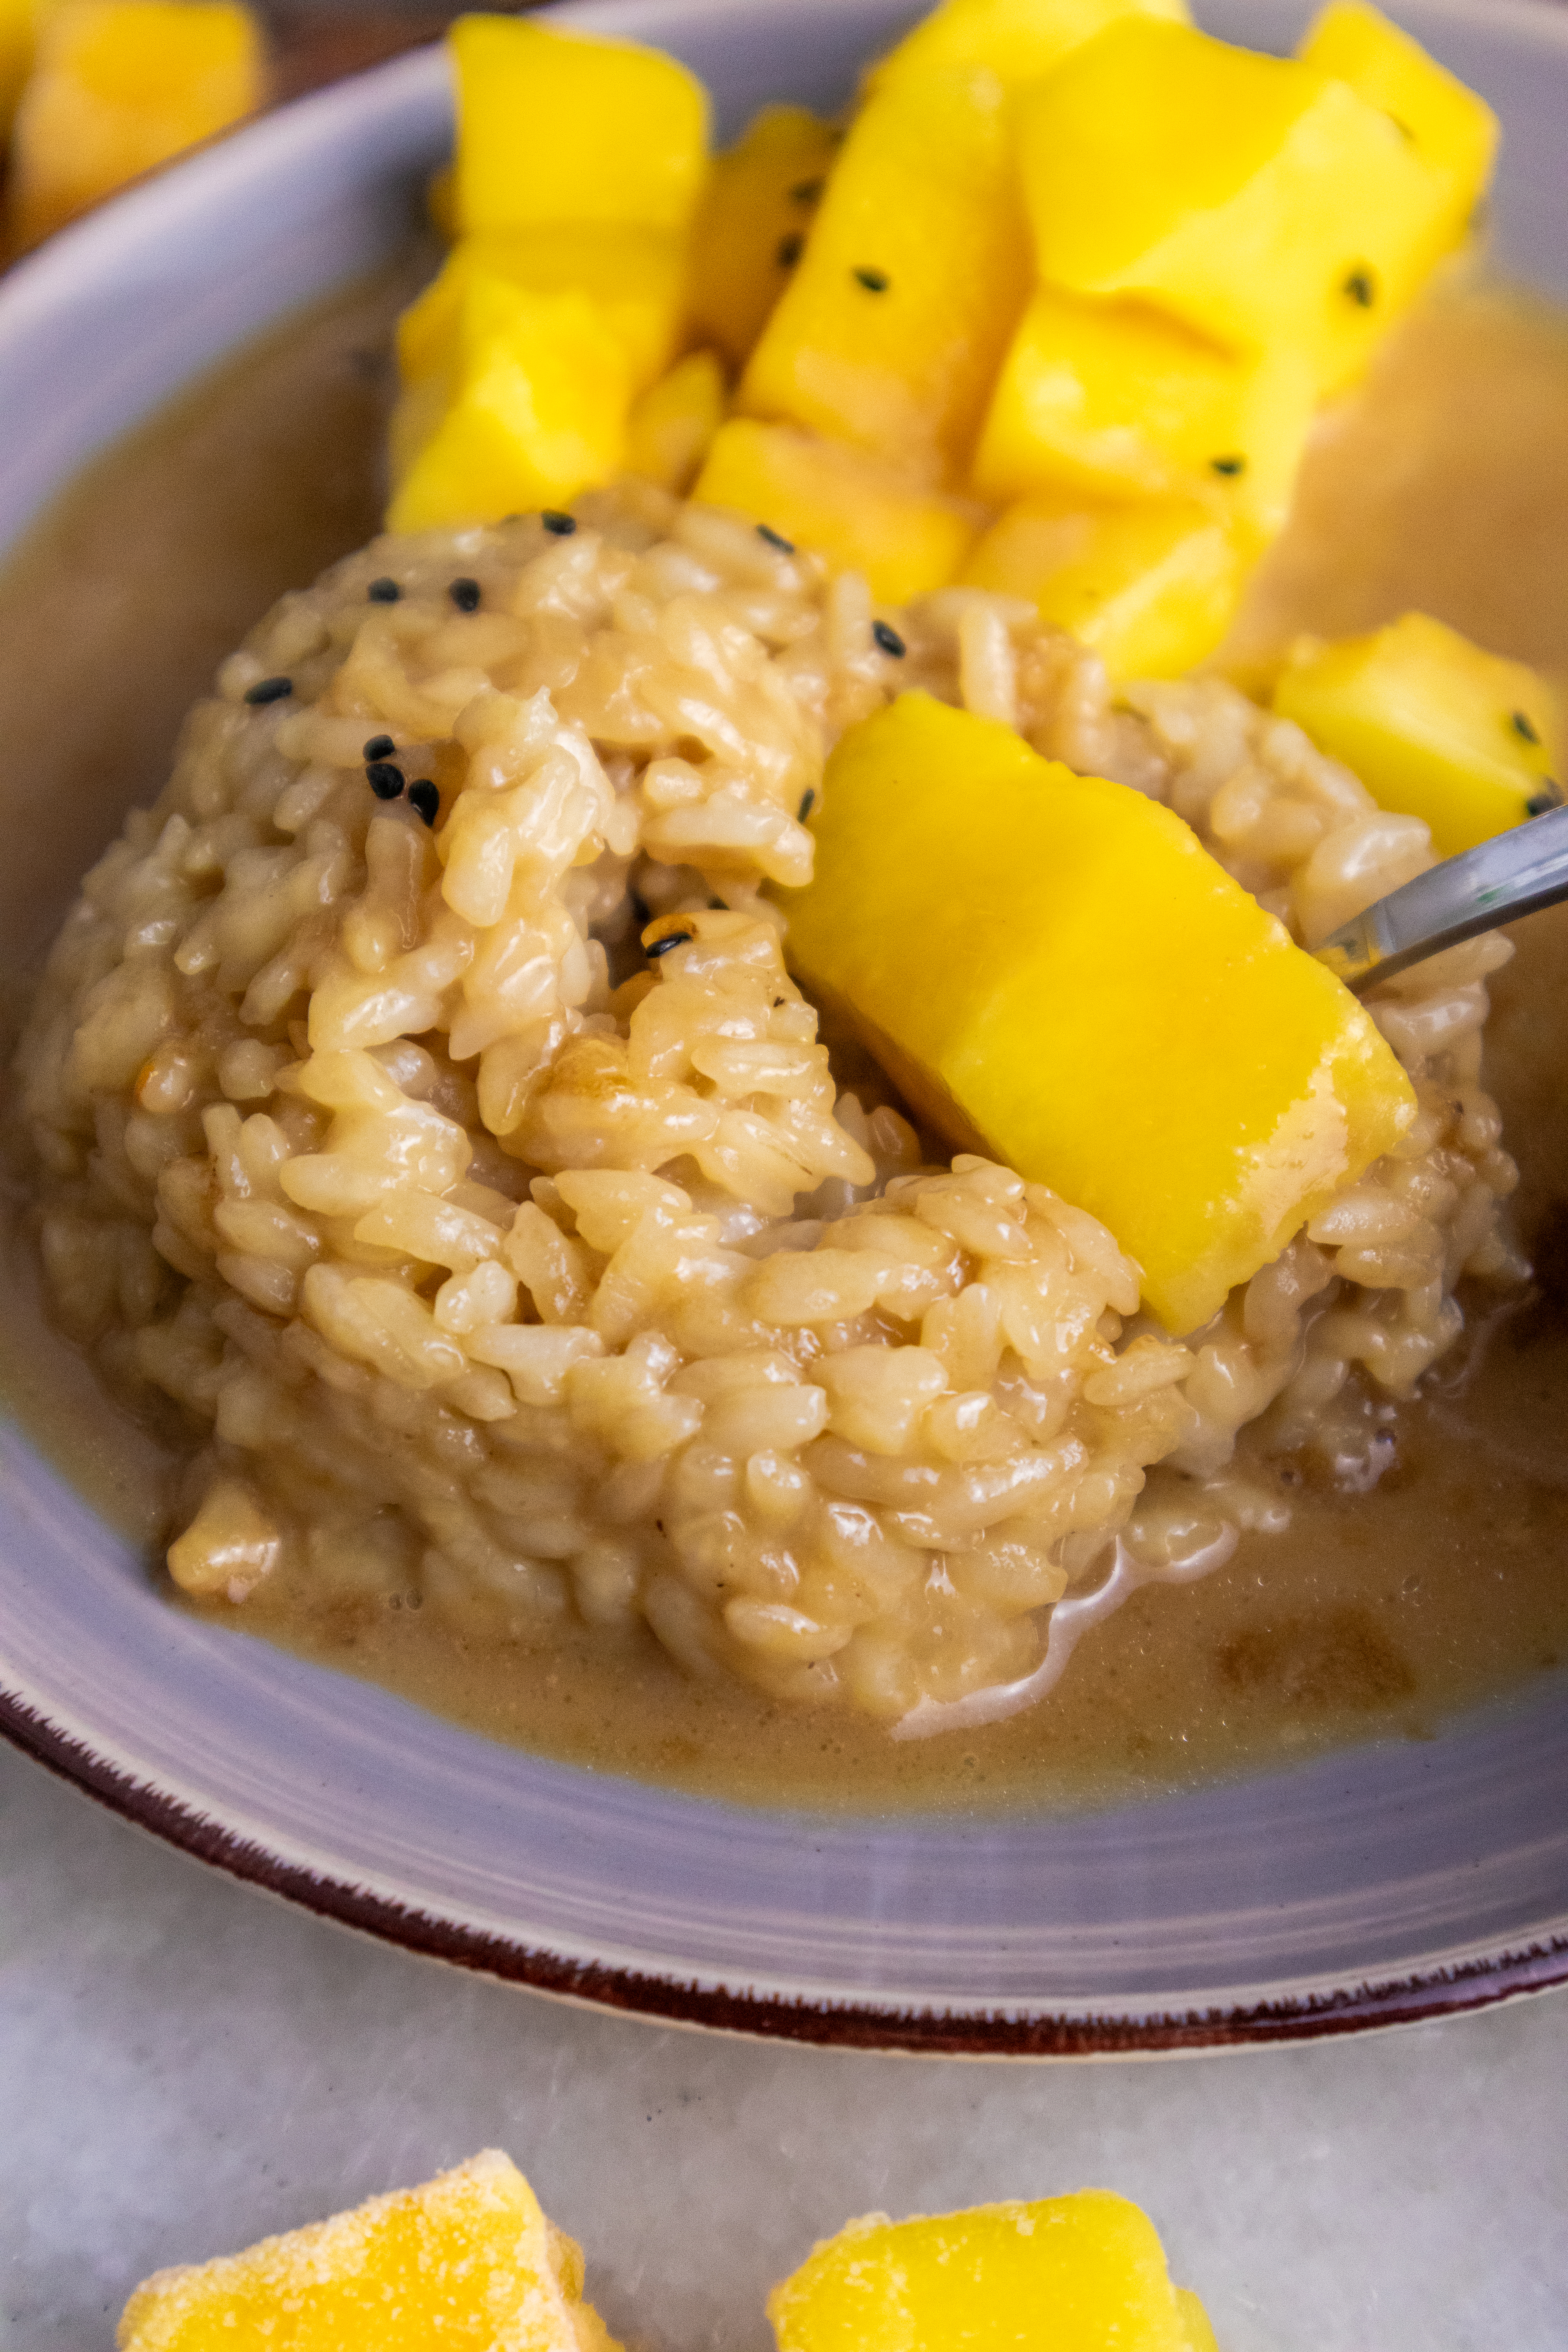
[872,619,906,658]
[367,576,401,603]
[1210,453,1246,477]
[757,523,795,553]
[366,761,405,801]
[790,177,824,205]
[244,675,292,706]
[408,779,440,826]
[1513,710,1541,744]
[853,266,890,293]
[646,931,691,958]
[798,788,816,821]
[542,510,577,536]
[1344,267,1377,307]
[448,576,481,612]
[777,233,804,268]
[1527,782,1563,816]
[363,733,396,761]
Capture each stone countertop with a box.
[3,1740,1565,2352]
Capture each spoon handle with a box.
[1314,803,1568,993]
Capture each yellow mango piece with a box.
[1178,2285,1223,2352]
[117,2148,620,2352]
[1298,0,1497,230]
[7,0,265,252]
[783,693,1414,1333]
[695,420,978,603]
[450,15,708,238]
[962,493,1244,679]
[687,105,841,369]
[628,348,728,492]
[768,2191,1207,2352]
[388,278,630,534]
[397,228,686,396]
[739,65,1031,484]
[973,285,1317,534]
[866,0,1187,95]
[1273,611,1564,858]
[1017,17,1462,392]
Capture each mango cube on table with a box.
[973,286,1317,536]
[117,2148,621,2352]
[687,103,842,369]
[397,227,688,397]
[628,348,728,492]
[7,0,265,253]
[768,2190,1216,2352]
[388,277,630,533]
[783,692,1414,1334]
[962,492,1244,680]
[1273,610,1564,859]
[450,15,709,238]
[1298,0,1497,237]
[863,0,1190,97]
[1017,16,1474,394]
[695,419,980,603]
[739,63,1031,485]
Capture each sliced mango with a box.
[1273,611,1564,858]
[628,348,727,492]
[783,693,1415,1333]
[1016,17,1464,393]
[1298,0,1497,234]
[687,104,841,369]
[397,228,687,396]
[864,0,1189,96]
[388,277,630,534]
[973,286,1316,535]
[695,420,979,603]
[768,2191,1212,2352]
[117,2148,619,2352]
[962,493,1243,679]
[450,15,708,238]
[7,0,265,252]
[739,64,1031,484]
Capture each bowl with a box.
[2,0,1567,2054]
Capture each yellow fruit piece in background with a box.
[962,493,1244,680]
[783,694,1414,1334]
[450,15,708,237]
[1273,610,1564,858]
[767,2191,1211,2352]
[1178,2285,1223,2352]
[0,0,55,140]
[388,278,630,533]
[865,0,1187,95]
[1298,0,1497,229]
[628,348,728,492]
[117,2148,621,2352]
[7,0,265,251]
[695,420,978,603]
[739,65,1031,485]
[973,285,1318,534]
[687,104,841,369]
[397,228,687,396]
[1017,17,1462,393]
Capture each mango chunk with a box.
[687,104,841,369]
[865,0,1189,96]
[739,65,1031,484]
[1298,0,1497,230]
[117,2148,621,2352]
[7,0,265,252]
[962,493,1244,680]
[388,277,630,533]
[1017,17,1463,392]
[1273,611,1564,858]
[450,15,708,238]
[695,420,979,603]
[768,2191,1213,2352]
[397,228,687,396]
[628,348,727,492]
[783,693,1415,1333]
[973,287,1316,535]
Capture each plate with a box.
[3,0,1567,2054]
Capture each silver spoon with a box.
[1313,801,1568,992]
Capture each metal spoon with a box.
[1313,801,1568,992]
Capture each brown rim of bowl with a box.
[5,1682,1567,2056]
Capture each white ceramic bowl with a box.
[3,0,1567,2053]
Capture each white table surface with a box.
[3,1740,1565,2352]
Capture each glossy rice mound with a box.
[16,481,1523,1722]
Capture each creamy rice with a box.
[15,480,1521,1721]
